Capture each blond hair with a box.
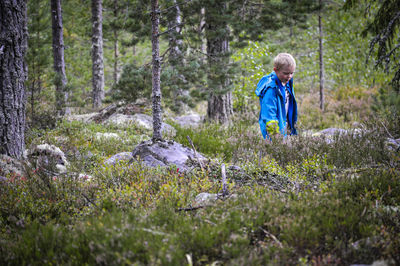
[273,53,296,70]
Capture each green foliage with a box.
[372,85,400,133]
[111,63,152,102]
[172,115,263,162]
[231,41,271,113]
[345,0,400,87]
[26,0,55,127]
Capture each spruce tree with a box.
[346,0,400,88]
[26,0,52,123]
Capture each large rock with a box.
[131,140,205,171]
[24,144,69,174]
[312,127,365,144]
[88,102,145,123]
[103,113,176,136]
[174,113,203,128]
[312,128,348,137]
[65,112,98,122]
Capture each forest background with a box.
[25,0,398,129]
[1,0,400,265]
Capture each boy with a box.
[255,53,298,140]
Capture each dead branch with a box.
[186,135,204,172]
[259,227,283,248]
[177,205,205,212]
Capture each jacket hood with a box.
[255,72,277,97]
[255,72,294,98]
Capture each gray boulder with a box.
[65,112,98,123]
[103,113,176,136]
[104,152,133,166]
[312,128,365,144]
[174,113,203,128]
[24,144,69,174]
[313,128,348,137]
[131,140,206,171]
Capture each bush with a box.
[111,63,152,102]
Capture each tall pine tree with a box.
[50,0,69,116]
[92,0,105,108]
[0,0,28,159]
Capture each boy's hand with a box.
[266,120,279,137]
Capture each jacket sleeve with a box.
[260,87,279,137]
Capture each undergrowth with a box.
[1,115,399,265]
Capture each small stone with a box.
[194,192,218,205]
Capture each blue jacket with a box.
[255,72,297,139]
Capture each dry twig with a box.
[186,135,204,172]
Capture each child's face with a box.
[274,65,295,85]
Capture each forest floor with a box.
[1,104,399,265]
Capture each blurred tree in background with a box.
[22,0,398,130]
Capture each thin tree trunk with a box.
[318,4,325,111]
[113,0,119,85]
[50,0,69,116]
[168,0,185,113]
[168,0,182,60]
[92,0,105,108]
[151,0,163,141]
[0,0,28,159]
[199,7,206,61]
[113,34,119,85]
[205,4,233,124]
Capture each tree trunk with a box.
[112,0,120,85]
[168,0,183,60]
[151,0,163,141]
[199,7,206,60]
[205,4,233,124]
[113,31,119,85]
[318,3,325,111]
[207,93,233,124]
[168,0,185,113]
[50,0,69,116]
[0,0,28,159]
[92,0,105,108]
